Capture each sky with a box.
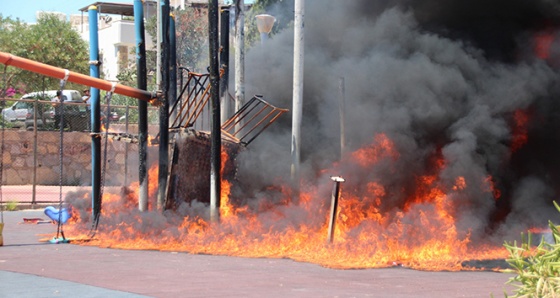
[1,0,254,23]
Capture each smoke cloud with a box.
[234,0,560,241]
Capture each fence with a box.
[0,97,160,204]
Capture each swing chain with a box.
[56,69,70,240]
[94,83,117,234]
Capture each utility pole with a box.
[339,77,346,159]
[291,0,304,204]
[234,0,245,117]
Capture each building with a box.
[40,0,235,82]
[74,1,158,82]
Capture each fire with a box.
[219,147,236,219]
[128,163,159,200]
[483,175,502,200]
[64,133,512,271]
[453,176,466,191]
[351,133,399,166]
[510,109,530,153]
[534,27,555,60]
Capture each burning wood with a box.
[165,129,241,210]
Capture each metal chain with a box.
[99,88,114,210]
[56,70,70,240]
[90,83,116,237]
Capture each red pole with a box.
[0,51,158,102]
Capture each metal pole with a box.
[327,176,345,243]
[209,0,221,223]
[164,12,177,209]
[134,0,149,212]
[156,0,162,89]
[260,32,268,44]
[234,0,245,117]
[291,0,304,204]
[89,5,102,225]
[339,77,346,159]
[169,14,177,114]
[124,105,129,186]
[157,0,170,210]
[32,98,38,206]
[0,52,157,101]
[220,7,230,124]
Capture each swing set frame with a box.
[0,52,161,243]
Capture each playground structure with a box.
[0,52,158,102]
[0,1,288,232]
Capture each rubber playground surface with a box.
[0,208,517,298]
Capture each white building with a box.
[73,1,158,82]
[43,0,229,82]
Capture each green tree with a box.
[0,14,89,95]
[145,7,209,73]
[0,16,30,96]
[174,8,209,72]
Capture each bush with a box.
[6,200,18,211]
[503,201,560,297]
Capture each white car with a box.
[2,90,82,123]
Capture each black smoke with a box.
[230,0,560,242]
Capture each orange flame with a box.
[220,147,236,219]
[351,133,399,166]
[64,133,512,271]
[483,176,501,200]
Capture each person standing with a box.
[51,91,66,129]
[82,89,91,105]
[51,90,65,103]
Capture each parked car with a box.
[26,100,89,131]
[25,105,54,131]
[3,90,82,125]
[2,100,33,126]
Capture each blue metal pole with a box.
[89,5,102,227]
[134,0,149,212]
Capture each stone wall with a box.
[2,129,147,186]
